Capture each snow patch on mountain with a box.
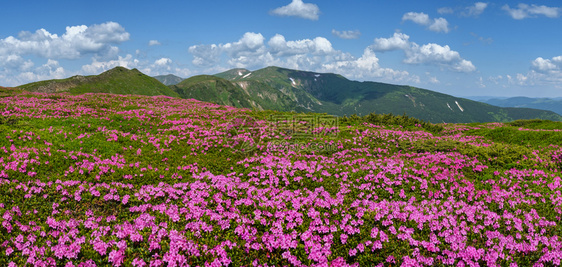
[455,101,464,112]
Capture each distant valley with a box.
[15,66,562,123]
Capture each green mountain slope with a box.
[214,68,251,81]
[19,67,179,97]
[214,66,561,123]
[170,75,306,112]
[153,74,184,86]
[14,66,562,123]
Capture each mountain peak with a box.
[103,66,130,74]
[18,67,179,97]
[214,68,251,80]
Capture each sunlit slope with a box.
[217,66,562,123]
[19,67,180,97]
[170,74,307,112]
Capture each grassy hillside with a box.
[170,74,307,112]
[2,88,562,265]
[14,66,562,123]
[170,75,255,108]
[214,68,251,81]
[217,66,562,123]
[19,67,180,97]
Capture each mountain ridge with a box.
[19,67,179,97]
[213,66,562,123]
[12,66,562,123]
[170,74,306,112]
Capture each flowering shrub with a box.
[1,90,562,266]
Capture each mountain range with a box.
[478,97,562,116]
[153,74,184,86]
[14,66,562,123]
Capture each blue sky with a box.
[1,0,561,97]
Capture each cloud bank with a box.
[188,32,417,83]
[371,33,476,72]
[0,22,129,60]
[0,22,130,85]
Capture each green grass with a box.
[508,119,562,129]
[3,89,562,266]
[465,125,562,148]
[19,67,179,98]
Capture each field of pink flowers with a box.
[2,88,562,266]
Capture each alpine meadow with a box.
[2,0,562,266]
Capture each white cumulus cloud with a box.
[402,12,450,33]
[532,57,558,72]
[155,57,172,66]
[405,43,476,72]
[502,4,560,19]
[270,0,320,20]
[187,32,417,83]
[531,56,562,80]
[371,33,476,73]
[139,57,177,75]
[268,34,334,56]
[428,18,450,33]
[463,2,488,17]
[0,22,130,60]
[506,55,562,88]
[321,48,416,82]
[370,32,411,51]
[188,44,222,67]
[1,59,67,86]
[148,40,161,46]
[0,54,34,72]
[81,54,139,75]
[402,12,431,25]
[189,32,267,67]
[331,29,361,39]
